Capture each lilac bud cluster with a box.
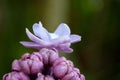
[3,22,85,80]
[3,48,85,80]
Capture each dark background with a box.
[0,0,120,80]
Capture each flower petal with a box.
[58,46,73,53]
[51,36,70,47]
[54,23,71,36]
[26,28,51,46]
[49,33,58,39]
[58,43,73,53]
[33,22,50,41]
[70,34,81,43]
[20,41,42,49]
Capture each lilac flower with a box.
[12,52,43,74]
[3,71,30,80]
[20,22,81,53]
[2,21,85,80]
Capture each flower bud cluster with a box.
[3,48,85,80]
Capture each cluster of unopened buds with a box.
[3,22,85,80]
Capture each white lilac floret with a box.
[20,22,81,53]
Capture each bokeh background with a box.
[0,0,120,80]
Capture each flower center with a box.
[49,33,58,39]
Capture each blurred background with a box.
[0,0,120,80]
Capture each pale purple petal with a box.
[57,48,73,53]
[50,36,73,53]
[33,22,50,41]
[58,43,73,53]
[20,41,42,49]
[70,34,81,43]
[54,23,71,36]
[51,36,70,47]
[60,47,73,53]
[26,28,43,43]
[26,28,51,46]
[49,33,58,39]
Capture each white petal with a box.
[20,41,42,49]
[26,28,51,46]
[49,33,58,39]
[51,36,70,47]
[62,47,73,53]
[70,34,81,43]
[33,22,50,41]
[58,43,73,53]
[54,23,71,36]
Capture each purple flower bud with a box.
[12,52,43,74]
[39,48,59,65]
[2,71,30,80]
[52,57,74,78]
[62,68,85,80]
[12,60,21,71]
[80,74,85,80]
[36,73,55,80]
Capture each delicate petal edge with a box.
[70,34,81,43]
[20,41,42,49]
[32,22,50,41]
[26,28,51,47]
[54,23,71,36]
